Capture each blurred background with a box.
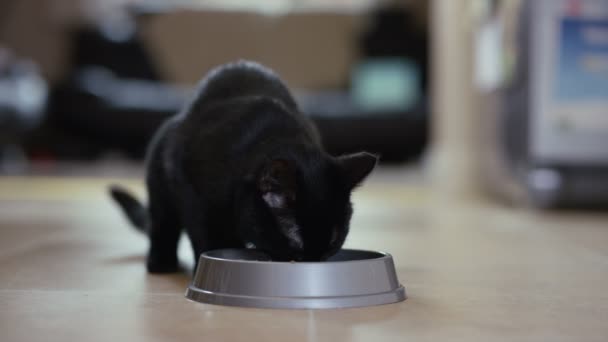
[4,2,608,338]
[0,0,607,209]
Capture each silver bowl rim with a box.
[200,248,392,265]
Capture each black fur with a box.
[110,61,377,273]
[109,185,148,231]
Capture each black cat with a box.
[110,60,377,273]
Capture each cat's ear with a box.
[337,152,378,189]
[258,159,297,209]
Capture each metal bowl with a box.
[185,249,406,309]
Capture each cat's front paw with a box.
[146,259,179,274]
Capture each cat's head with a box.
[240,151,377,261]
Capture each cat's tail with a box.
[109,185,148,233]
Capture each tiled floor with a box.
[1,169,608,341]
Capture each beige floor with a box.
[1,169,608,341]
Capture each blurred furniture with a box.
[0,48,47,167]
[480,0,608,208]
[42,4,428,162]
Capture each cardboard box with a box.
[139,9,364,89]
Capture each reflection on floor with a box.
[1,166,608,341]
